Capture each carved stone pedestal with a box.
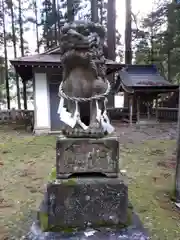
[56,137,119,178]
[21,136,149,239]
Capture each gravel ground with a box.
[113,122,177,144]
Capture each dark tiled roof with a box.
[10,53,61,64]
[119,65,174,88]
[10,52,122,68]
[10,46,123,81]
[10,46,115,64]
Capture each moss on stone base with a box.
[60,178,77,185]
[39,207,133,233]
[48,167,56,182]
[38,212,48,232]
[48,168,77,186]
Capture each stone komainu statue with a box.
[58,21,114,137]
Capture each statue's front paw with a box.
[87,122,107,138]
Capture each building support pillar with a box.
[155,95,158,122]
[147,102,150,120]
[129,95,133,125]
[136,95,140,124]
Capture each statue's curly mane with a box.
[59,21,107,83]
[58,21,114,137]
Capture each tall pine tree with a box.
[6,0,21,109]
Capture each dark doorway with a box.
[49,83,62,131]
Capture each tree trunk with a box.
[18,0,24,57]
[57,2,61,37]
[124,0,132,108]
[33,0,40,53]
[167,49,171,82]
[2,0,10,109]
[107,0,116,108]
[10,0,21,109]
[107,0,116,61]
[125,0,132,65]
[44,2,50,49]
[67,0,74,22]
[150,29,154,63]
[99,0,103,24]
[91,0,99,22]
[18,0,27,109]
[175,86,180,203]
[167,3,174,82]
[52,0,57,45]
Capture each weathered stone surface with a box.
[46,178,127,230]
[22,212,149,240]
[57,21,113,136]
[56,137,119,178]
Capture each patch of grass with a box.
[0,131,56,239]
[120,139,180,240]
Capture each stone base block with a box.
[22,212,149,240]
[56,137,119,178]
[34,128,50,135]
[39,178,128,231]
